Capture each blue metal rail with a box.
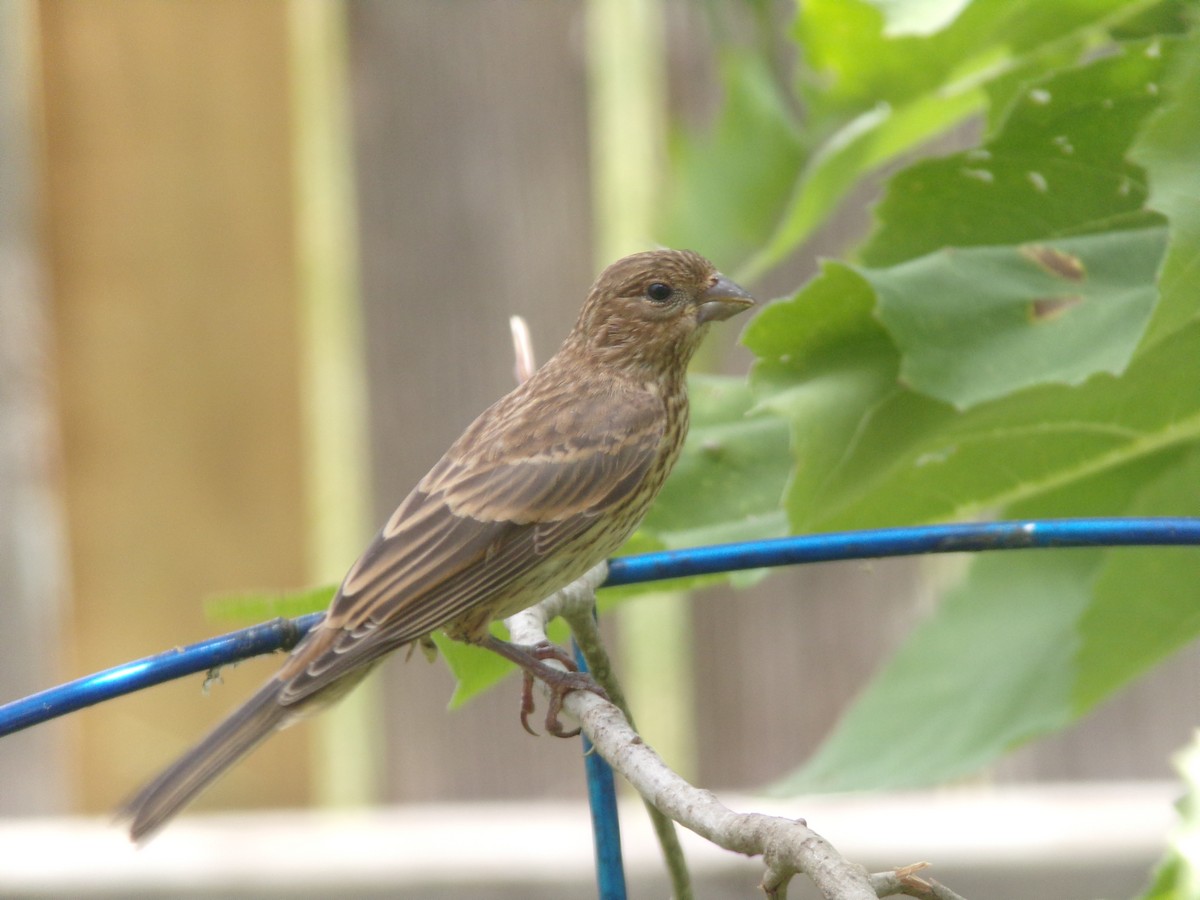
[4,517,1199,738]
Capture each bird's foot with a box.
[479,636,608,738]
[518,644,606,738]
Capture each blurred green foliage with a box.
[1140,729,1200,900]
[652,0,1200,804]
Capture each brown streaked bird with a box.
[120,249,754,841]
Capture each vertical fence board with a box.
[348,0,596,801]
[37,0,312,812]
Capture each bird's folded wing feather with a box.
[277,387,665,704]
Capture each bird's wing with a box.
[277,386,665,704]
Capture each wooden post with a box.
[37,0,312,813]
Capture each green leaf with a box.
[741,35,1198,532]
[805,322,1200,531]
[741,0,1147,281]
[660,52,806,270]
[1142,854,1188,900]
[1074,446,1200,711]
[862,37,1175,267]
[1112,0,1196,42]
[1133,29,1200,348]
[1137,730,1200,900]
[205,584,336,623]
[739,85,988,282]
[749,293,1200,532]
[437,628,516,709]
[744,263,907,531]
[862,0,973,37]
[868,227,1167,408]
[737,39,1189,532]
[980,37,1092,134]
[775,547,1098,793]
[776,445,1193,794]
[439,617,574,709]
[743,261,888,366]
[798,0,1136,115]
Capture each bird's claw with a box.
[516,642,608,738]
[519,670,539,736]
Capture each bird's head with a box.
[567,249,755,379]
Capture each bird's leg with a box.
[478,634,609,738]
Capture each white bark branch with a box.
[504,573,966,899]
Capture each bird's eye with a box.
[645,282,673,303]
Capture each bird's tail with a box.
[119,678,291,843]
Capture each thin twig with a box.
[871,864,970,900]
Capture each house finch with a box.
[121,249,753,841]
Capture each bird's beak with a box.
[696,274,755,324]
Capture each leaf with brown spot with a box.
[866,227,1166,408]
[1029,294,1084,321]
[1021,244,1087,281]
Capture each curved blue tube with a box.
[2,516,1199,737]
[604,516,1200,586]
[0,613,323,738]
